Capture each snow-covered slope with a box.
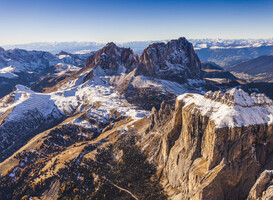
[0,47,87,98]
[50,69,150,119]
[0,48,86,76]
[0,49,58,73]
[0,85,65,160]
[178,88,273,128]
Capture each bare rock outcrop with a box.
[248,170,273,200]
[141,88,273,199]
[136,37,201,83]
[84,42,139,74]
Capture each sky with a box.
[0,0,272,45]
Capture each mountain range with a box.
[2,38,273,68]
[1,37,273,200]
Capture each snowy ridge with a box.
[0,85,63,121]
[0,49,58,73]
[0,47,87,98]
[53,63,80,77]
[178,88,273,128]
[0,48,86,79]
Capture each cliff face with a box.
[136,37,201,83]
[141,88,273,199]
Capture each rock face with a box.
[141,88,273,199]
[84,42,139,74]
[66,37,202,83]
[136,37,201,83]
[248,170,273,200]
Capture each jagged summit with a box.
[178,88,273,128]
[105,42,117,47]
[79,37,202,84]
[136,37,201,83]
[84,42,138,73]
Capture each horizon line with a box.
[1,37,273,47]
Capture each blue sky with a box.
[0,0,272,45]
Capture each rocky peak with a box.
[136,37,201,83]
[84,42,139,74]
[150,101,172,129]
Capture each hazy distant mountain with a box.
[190,38,273,67]
[230,54,273,75]
[201,62,237,80]
[228,54,273,82]
[1,41,162,55]
[2,42,105,54]
[197,46,273,68]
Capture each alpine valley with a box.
[1,37,273,200]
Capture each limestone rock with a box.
[84,42,139,74]
[248,170,273,200]
[136,37,201,83]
